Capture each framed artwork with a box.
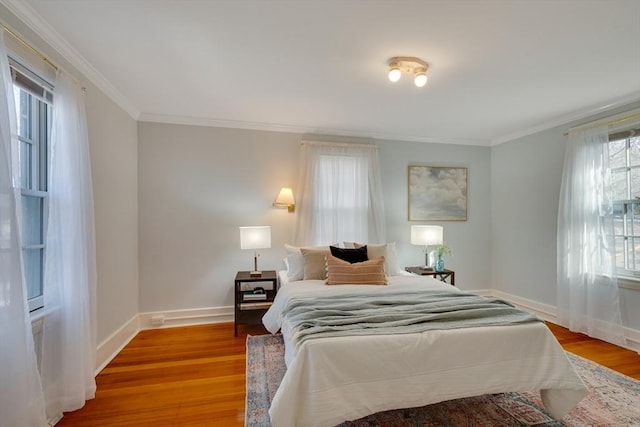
[408,166,468,221]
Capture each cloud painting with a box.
[408,166,467,221]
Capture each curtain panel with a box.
[294,141,386,246]
[557,125,625,345]
[0,31,47,427]
[40,69,97,420]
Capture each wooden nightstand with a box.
[234,270,278,336]
[405,267,455,286]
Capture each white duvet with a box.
[262,273,588,427]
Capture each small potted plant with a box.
[434,244,451,272]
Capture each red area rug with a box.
[245,334,640,426]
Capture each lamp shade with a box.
[239,226,271,250]
[274,187,295,205]
[411,225,443,246]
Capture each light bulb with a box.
[414,72,427,87]
[388,67,401,82]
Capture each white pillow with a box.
[284,244,305,281]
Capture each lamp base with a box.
[249,270,262,277]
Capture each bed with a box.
[262,269,588,427]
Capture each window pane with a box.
[20,140,32,189]
[615,236,626,269]
[629,137,640,167]
[21,195,43,246]
[627,237,639,271]
[613,204,624,235]
[609,139,627,168]
[38,101,49,192]
[611,169,628,200]
[631,167,640,199]
[18,90,32,140]
[23,248,43,300]
[632,203,640,236]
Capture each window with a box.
[609,130,640,276]
[313,153,369,243]
[295,141,386,246]
[12,65,52,312]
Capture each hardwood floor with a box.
[545,322,640,380]
[57,322,640,427]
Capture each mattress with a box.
[262,272,588,427]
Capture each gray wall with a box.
[378,139,492,290]
[491,102,640,330]
[137,123,493,312]
[137,124,300,312]
[85,85,139,342]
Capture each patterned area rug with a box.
[245,334,640,427]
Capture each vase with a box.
[435,256,445,272]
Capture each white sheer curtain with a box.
[294,141,386,246]
[40,69,97,419]
[557,125,625,345]
[0,32,47,427]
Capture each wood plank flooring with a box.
[57,322,640,427]
[545,322,640,380]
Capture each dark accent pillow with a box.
[329,245,368,263]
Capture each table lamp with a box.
[240,226,271,277]
[410,225,443,270]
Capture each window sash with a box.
[14,82,50,312]
[609,133,640,276]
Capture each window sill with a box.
[617,275,640,291]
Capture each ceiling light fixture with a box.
[388,66,401,82]
[387,56,429,87]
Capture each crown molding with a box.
[0,0,140,119]
[138,112,491,147]
[491,91,640,146]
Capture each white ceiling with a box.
[4,0,640,145]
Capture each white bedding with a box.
[262,273,588,427]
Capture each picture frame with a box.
[408,165,468,221]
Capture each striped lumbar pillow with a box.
[326,255,387,285]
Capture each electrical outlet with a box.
[151,315,165,326]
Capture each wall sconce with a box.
[239,226,271,277]
[388,56,429,88]
[410,225,443,269]
[273,187,295,212]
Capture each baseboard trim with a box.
[93,307,235,375]
[138,306,234,330]
[623,326,640,353]
[490,290,558,322]
[489,289,640,354]
[49,412,63,426]
[95,314,139,375]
